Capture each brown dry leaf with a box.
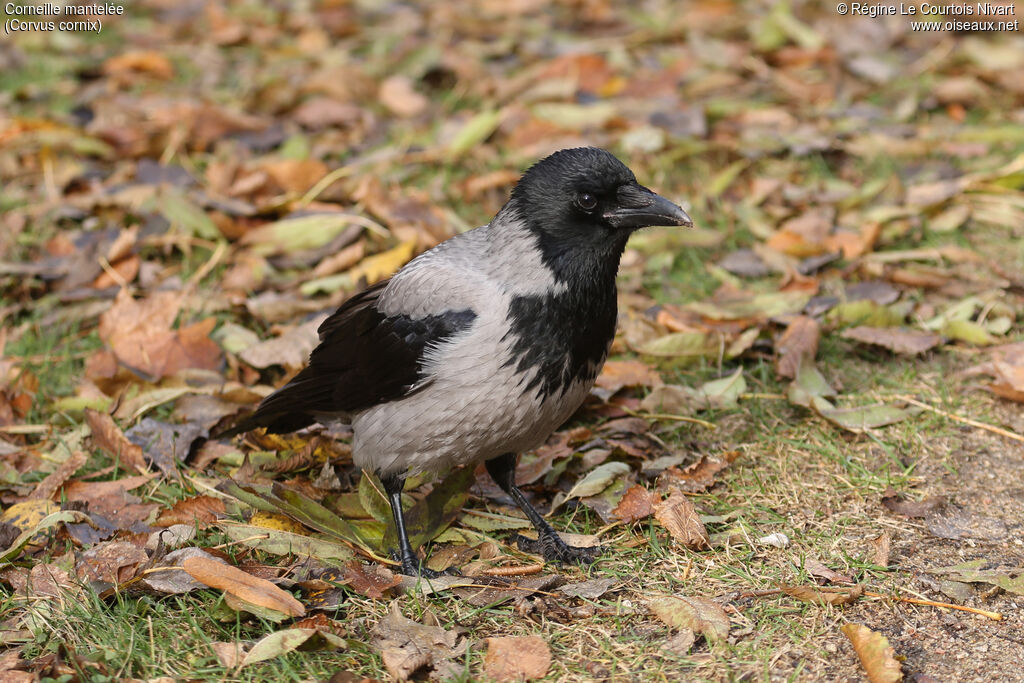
[76,541,149,585]
[337,561,402,599]
[93,255,140,289]
[595,359,662,395]
[989,360,1024,403]
[881,489,945,518]
[482,636,551,682]
[369,603,465,681]
[97,290,223,381]
[85,409,149,474]
[869,531,891,568]
[103,50,175,80]
[803,558,855,585]
[782,584,864,606]
[155,495,226,527]
[379,76,429,118]
[767,208,834,257]
[612,484,657,523]
[647,595,730,642]
[841,623,903,683]
[182,555,305,617]
[775,315,820,379]
[61,474,157,530]
[210,641,245,668]
[841,327,942,355]
[30,451,88,501]
[261,159,329,194]
[653,489,709,549]
[660,451,740,493]
[239,316,324,370]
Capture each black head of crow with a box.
[218,147,692,576]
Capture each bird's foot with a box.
[393,552,459,579]
[516,532,602,565]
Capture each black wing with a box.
[219,279,476,436]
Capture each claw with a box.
[516,532,603,565]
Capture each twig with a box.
[624,409,716,429]
[480,563,544,577]
[732,587,1002,621]
[894,394,1024,445]
[863,590,1002,621]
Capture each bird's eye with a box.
[576,192,597,211]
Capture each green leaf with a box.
[787,360,836,408]
[565,461,631,500]
[637,331,719,358]
[159,189,221,240]
[358,473,396,525]
[241,214,359,256]
[240,628,345,668]
[446,110,502,159]
[218,522,355,562]
[815,402,910,433]
[218,480,377,552]
[942,319,996,346]
[695,368,746,409]
[399,465,476,550]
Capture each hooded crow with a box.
[220,147,692,576]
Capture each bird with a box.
[219,147,692,576]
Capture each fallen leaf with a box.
[925,508,1007,541]
[660,451,739,493]
[76,541,148,585]
[989,360,1024,403]
[814,400,910,433]
[802,558,855,585]
[103,50,174,80]
[881,489,945,518]
[85,409,148,474]
[142,547,224,595]
[786,359,836,408]
[379,76,428,118]
[612,485,657,523]
[336,561,402,599]
[653,490,710,549]
[155,495,225,527]
[557,577,617,600]
[869,531,891,568]
[369,604,465,681]
[182,555,305,617]
[841,623,903,683]
[483,636,551,682]
[239,316,324,370]
[782,584,864,606]
[97,291,223,381]
[218,521,355,562]
[595,360,662,395]
[647,595,729,642]
[775,315,820,379]
[29,450,88,501]
[928,560,1024,596]
[240,626,345,668]
[841,327,942,355]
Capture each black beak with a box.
[604,184,693,230]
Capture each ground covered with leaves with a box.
[1,1,1023,681]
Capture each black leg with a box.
[485,453,601,565]
[380,473,443,578]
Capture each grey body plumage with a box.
[220,147,692,576]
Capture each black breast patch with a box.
[503,284,616,401]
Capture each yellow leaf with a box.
[251,511,309,535]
